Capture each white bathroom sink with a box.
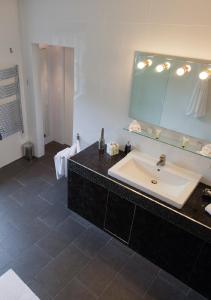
[108,150,201,209]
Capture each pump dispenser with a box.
[98,128,105,154]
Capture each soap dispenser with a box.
[124,141,131,154]
[98,128,105,154]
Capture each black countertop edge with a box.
[68,143,211,241]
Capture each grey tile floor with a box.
[0,142,207,300]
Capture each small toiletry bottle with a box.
[124,141,131,154]
[98,128,105,154]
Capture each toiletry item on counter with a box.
[125,141,132,154]
[202,188,211,200]
[128,120,141,132]
[107,142,119,156]
[199,144,211,157]
[155,128,162,139]
[182,136,189,148]
[98,128,105,154]
[205,203,211,216]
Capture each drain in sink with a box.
[151,179,157,184]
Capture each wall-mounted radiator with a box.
[0,65,23,140]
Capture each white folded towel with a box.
[205,203,211,216]
[54,142,79,180]
[128,120,141,132]
[199,144,211,157]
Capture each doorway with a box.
[32,44,74,156]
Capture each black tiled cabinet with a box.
[190,241,211,298]
[68,169,210,299]
[104,192,135,243]
[129,206,204,285]
[68,172,107,228]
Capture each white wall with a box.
[0,0,28,168]
[18,0,211,184]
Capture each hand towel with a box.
[199,144,211,157]
[186,79,208,118]
[54,144,77,180]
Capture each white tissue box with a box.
[107,142,119,156]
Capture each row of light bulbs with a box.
[137,59,211,80]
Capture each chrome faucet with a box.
[157,154,166,167]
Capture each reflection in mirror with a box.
[129,51,211,157]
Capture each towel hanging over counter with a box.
[54,138,81,180]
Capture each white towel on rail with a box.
[54,143,79,180]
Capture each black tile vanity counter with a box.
[68,143,211,298]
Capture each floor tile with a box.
[28,279,53,300]
[77,256,117,296]
[10,188,52,218]
[54,278,96,300]
[2,199,37,230]
[38,204,70,228]
[186,289,208,300]
[56,216,86,243]
[35,244,89,297]
[117,253,159,296]
[16,171,51,192]
[100,276,142,300]
[39,182,67,206]
[158,269,190,295]
[0,217,19,242]
[19,218,51,244]
[38,154,55,169]
[40,167,58,185]
[0,248,13,270]
[98,238,134,272]
[0,226,35,257]
[15,165,43,184]
[0,178,23,197]
[0,158,30,179]
[69,210,92,228]
[144,276,186,300]
[45,142,66,156]
[11,244,52,283]
[73,225,111,258]
[37,230,70,257]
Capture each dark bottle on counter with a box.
[98,128,105,154]
[124,141,131,154]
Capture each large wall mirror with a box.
[129,51,211,157]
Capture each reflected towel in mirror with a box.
[186,79,208,118]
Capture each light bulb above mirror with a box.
[176,65,191,76]
[137,59,152,70]
[199,69,211,80]
[155,62,171,73]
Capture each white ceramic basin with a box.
[108,150,201,209]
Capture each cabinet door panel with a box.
[130,206,203,284]
[190,242,211,299]
[68,172,107,228]
[104,192,135,243]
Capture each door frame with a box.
[31,42,77,157]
